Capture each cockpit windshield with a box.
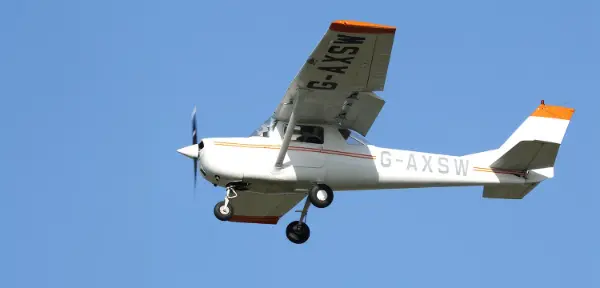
[250,116,275,137]
[338,128,370,146]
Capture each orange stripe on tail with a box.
[531,100,575,120]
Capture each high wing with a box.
[273,20,396,136]
[228,191,306,224]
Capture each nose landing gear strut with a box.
[213,185,238,221]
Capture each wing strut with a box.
[274,95,302,168]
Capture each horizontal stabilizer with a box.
[491,140,560,170]
[483,183,540,199]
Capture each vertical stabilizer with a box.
[478,101,575,199]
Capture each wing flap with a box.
[337,92,385,136]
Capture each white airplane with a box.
[177,20,575,244]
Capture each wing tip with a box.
[330,20,396,34]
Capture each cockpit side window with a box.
[284,124,324,144]
[338,128,367,146]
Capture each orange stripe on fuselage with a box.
[214,142,375,160]
[473,166,527,176]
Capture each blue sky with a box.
[1,0,599,287]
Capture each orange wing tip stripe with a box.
[330,20,396,34]
[229,215,279,225]
[531,101,575,120]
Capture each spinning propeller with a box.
[177,106,201,189]
[191,106,198,187]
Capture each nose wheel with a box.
[213,186,238,221]
[214,200,234,221]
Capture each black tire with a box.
[286,221,310,244]
[308,184,334,208]
[213,200,233,221]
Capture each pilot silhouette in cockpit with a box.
[296,126,322,144]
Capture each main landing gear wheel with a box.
[213,200,234,221]
[286,221,310,244]
[308,184,334,208]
